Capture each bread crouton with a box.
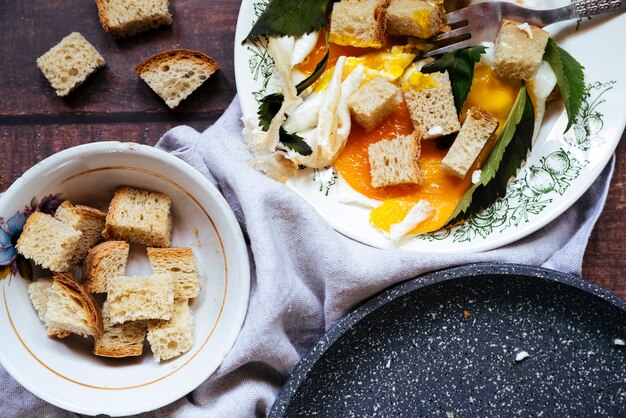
[147,247,200,301]
[16,211,81,272]
[493,19,550,80]
[96,0,172,38]
[386,0,446,39]
[368,132,423,188]
[44,273,103,339]
[135,49,220,109]
[54,201,106,266]
[403,71,461,139]
[36,32,105,97]
[349,77,400,132]
[441,107,499,179]
[106,275,175,324]
[28,279,70,338]
[103,186,173,247]
[330,0,389,49]
[83,241,129,293]
[94,302,146,358]
[147,301,194,362]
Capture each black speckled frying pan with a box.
[269,264,626,417]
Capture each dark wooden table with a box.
[1,1,624,298]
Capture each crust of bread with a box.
[71,203,107,221]
[53,272,103,339]
[95,0,172,38]
[83,241,129,293]
[134,49,220,76]
[94,343,142,358]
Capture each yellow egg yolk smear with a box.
[461,65,521,133]
[295,34,397,77]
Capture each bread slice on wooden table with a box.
[135,49,220,109]
[403,71,461,139]
[103,186,173,247]
[93,301,146,358]
[368,131,423,188]
[441,107,499,179]
[28,279,70,338]
[349,77,400,132]
[55,201,106,266]
[147,247,200,301]
[493,19,550,80]
[83,241,129,294]
[147,301,194,362]
[44,273,103,339]
[107,274,175,325]
[16,211,82,272]
[36,32,105,97]
[329,0,389,49]
[386,0,446,39]
[96,0,172,38]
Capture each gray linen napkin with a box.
[0,96,615,417]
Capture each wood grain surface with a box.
[0,0,624,298]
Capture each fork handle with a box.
[543,0,626,26]
[572,0,625,17]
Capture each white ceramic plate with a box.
[0,142,250,416]
[234,0,626,252]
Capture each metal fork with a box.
[422,0,626,58]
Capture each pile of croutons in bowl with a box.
[18,186,199,362]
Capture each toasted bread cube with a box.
[28,279,70,338]
[107,275,174,324]
[386,0,446,38]
[147,247,200,301]
[36,32,105,97]
[135,49,220,109]
[368,132,423,188]
[329,0,389,49]
[94,302,146,358]
[147,302,194,362]
[441,107,499,179]
[83,241,129,293]
[403,71,461,139]
[103,186,173,247]
[44,273,103,339]
[16,212,81,272]
[493,19,550,80]
[349,77,400,132]
[55,201,106,266]
[95,0,172,39]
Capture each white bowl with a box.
[0,142,250,416]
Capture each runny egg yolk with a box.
[298,39,525,235]
[336,66,523,235]
[461,65,521,133]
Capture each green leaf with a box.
[258,93,284,131]
[245,0,334,42]
[422,46,486,113]
[279,128,313,155]
[257,31,330,132]
[446,85,535,225]
[543,38,585,133]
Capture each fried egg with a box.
[336,43,557,242]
